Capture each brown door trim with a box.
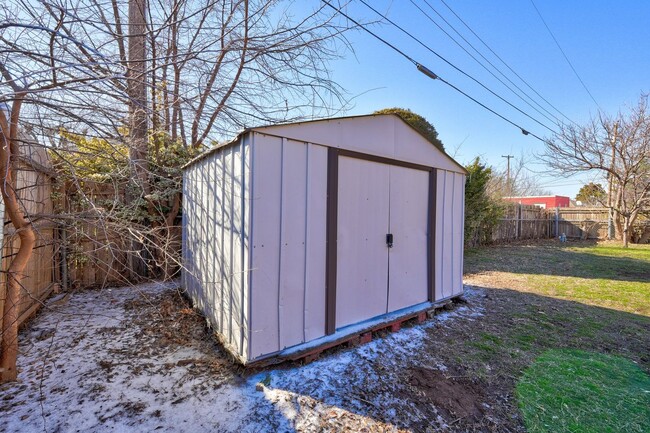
[428,169,437,302]
[325,148,339,335]
[337,148,433,172]
[325,148,437,335]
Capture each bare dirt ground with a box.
[2,242,649,432]
[1,281,489,433]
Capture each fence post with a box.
[554,207,559,238]
[607,208,614,240]
[59,223,69,292]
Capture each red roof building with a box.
[503,195,570,209]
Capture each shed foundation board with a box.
[246,296,462,366]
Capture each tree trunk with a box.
[127,0,149,278]
[0,99,36,382]
[614,209,623,240]
[622,215,631,248]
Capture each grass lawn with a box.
[464,241,650,316]
[517,349,650,433]
[459,240,650,432]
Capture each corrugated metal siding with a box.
[435,170,465,300]
[181,137,250,359]
[249,134,328,360]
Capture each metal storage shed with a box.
[181,114,467,364]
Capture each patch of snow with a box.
[1,280,484,432]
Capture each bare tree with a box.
[0,3,124,381]
[1,0,350,381]
[541,94,650,246]
[0,99,37,382]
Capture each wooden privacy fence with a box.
[554,207,609,240]
[61,181,136,289]
[492,204,552,241]
[1,138,58,334]
[493,204,650,243]
[61,180,183,288]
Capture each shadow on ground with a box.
[1,280,649,433]
[264,285,650,432]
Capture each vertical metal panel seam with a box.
[460,174,465,291]
[239,134,247,357]
[441,170,447,298]
[181,170,187,290]
[247,132,255,361]
[212,154,220,330]
[228,146,235,346]
[219,150,226,335]
[230,144,237,349]
[451,171,455,296]
[277,137,285,349]
[302,143,310,343]
[207,156,213,323]
[197,161,204,301]
[192,164,196,290]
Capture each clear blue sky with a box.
[305,0,650,198]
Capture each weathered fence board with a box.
[1,139,57,337]
[62,181,135,289]
[493,204,649,243]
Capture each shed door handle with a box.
[386,233,393,248]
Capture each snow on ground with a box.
[0,281,481,433]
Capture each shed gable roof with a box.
[252,114,467,174]
[184,114,467,174]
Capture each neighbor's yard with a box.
[1,240,648,432]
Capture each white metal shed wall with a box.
[248,133,328,360]
[435,169,466,301]
[181,136,251,359]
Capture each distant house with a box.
[503,195,570,209]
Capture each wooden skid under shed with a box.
[247,298,456,368]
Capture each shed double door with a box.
[336,156,429,329]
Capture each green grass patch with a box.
[465,243,650,316]
[516,349,650,433]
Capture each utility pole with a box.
[502,154,514,196]
[606,122,618,240]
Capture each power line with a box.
[436,0,577,126]
[357,0,558,135]
[529,0,601,110]
[322,0,546,141]
[411,0,562,129]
